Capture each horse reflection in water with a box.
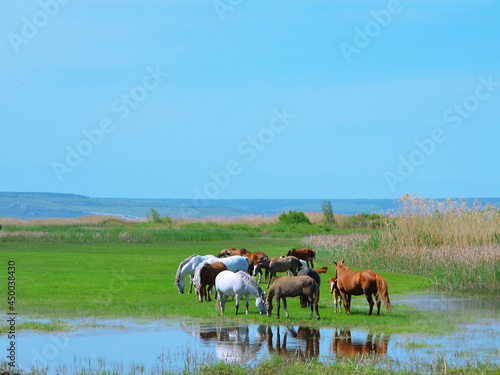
[187,324,268,363]
[330,328,390,357]
[266,326,321,359]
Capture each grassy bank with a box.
[4,353,498,375]
[0,239,440,334]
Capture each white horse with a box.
[215,270,267,315]
[175,254,216,294]
[192,256,250,299]
[193,256,249,285]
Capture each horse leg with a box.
[245,294,250,315]
[283,297,289,318]
[267,272,275,289]
[366,293,374,316]
[309,295,314,319]
[206,284,213,302]
[276,296,281,319]
[199,285,204,303]
[189,275,194,294]
[376,294,381,315]
[220,294,228,315]
[235,294,240,315]
[340,291,350,315]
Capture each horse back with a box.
[339,269,378,295]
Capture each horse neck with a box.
[337,265,351,277]
[242,274,261,297]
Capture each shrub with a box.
[321,200,336,226]
[278,210,311,225]
[146,208,173,225]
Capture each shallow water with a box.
[2,294,499,374]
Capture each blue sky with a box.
[1,1,499,200]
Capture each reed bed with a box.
[173,214,280,226]
[383,194,500,247]
[304,195,500,294]
[0,215,139,227]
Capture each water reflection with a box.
[184,324,268,362]
[183,323,392,362]
[266,326,321,359]
[330,328,390,357]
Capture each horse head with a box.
[256,292,267,315]
[329,278,338,294]
[176,279,185,294]
[333,259,346,277]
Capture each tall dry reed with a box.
[383,194,500,248]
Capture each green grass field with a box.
[1,237,450,334]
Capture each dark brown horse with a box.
[286,247,316,268]
[334,260,392,316]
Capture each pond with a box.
[2,293,499,374]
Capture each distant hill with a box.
[0,192,400,220]
[1,192,499,220]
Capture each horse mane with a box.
[237,270,263,295]
[175,254,199,283]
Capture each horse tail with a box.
[376,274,393,311]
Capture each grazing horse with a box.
[280,255,307,275]
[202,255,249,273]
[253,258,272,283]
[334,260,393,316]
[243,251,268,278]
[194,262,227,302]
[328,277,343,313]
[266,276,320,320]
[286,247,316,268]
[217,248,249,258]
[314,266,328,274]
[175,254,216,294]
[266,256,302,289]
[297,268,321,308]
[215,270,267,315]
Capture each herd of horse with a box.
[174,247,392,320]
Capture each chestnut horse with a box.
[334,260,392,316]
[314,266,328,274]
[286,247,316,268]
[328,277,343,313]
[243,251,269,278]
[217,248,249,258]
[194,262,227,302]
